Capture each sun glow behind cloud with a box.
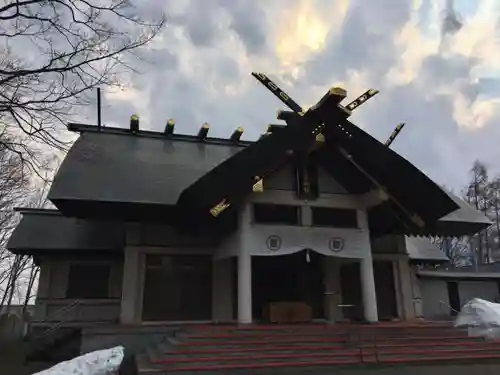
[77,0,500,190]
[273,0,349,78]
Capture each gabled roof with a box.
[178,114,459,234]
[47,77,490,239]
[46,119,483,237]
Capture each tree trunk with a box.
[495,200,500,252]
[23,264,38,313]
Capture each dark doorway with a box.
[142,255,212,321]
[373,261,398,321]
[447,281,461,316]
[340,262,364,321]
[252,250,325,321]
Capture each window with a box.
[66,263,110,299]
[253,204,300,225]
[311,207,358,228]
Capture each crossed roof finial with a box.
[251,72,424,228]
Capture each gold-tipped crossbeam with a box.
[274,89,379,123]
[345,89,380,111]
[250,72,424,229]
[385,123,406,147]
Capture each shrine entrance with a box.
[252,250,325,322]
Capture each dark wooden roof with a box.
[45,119,487,238]
[322,119,458,227]
[7,208,223,255]
[177,115,321,225]
[48,127,245,222]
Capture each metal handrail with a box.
[32,319,70,342]
[439,300,460,315]
[28,300,83,343]
[41,299,82,322]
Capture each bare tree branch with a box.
[0,131,47,308]
[0,0,166,170]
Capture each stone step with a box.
[177,334,481,348]
[155,355,361,373]
[143,351,500,375]
[153,349,362,364]
[158,340,500,359]
[185,327,458,337]
[137,323,500,375]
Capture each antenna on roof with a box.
[97,88,102,131]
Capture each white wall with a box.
[420,278,450,319]
[237,174,372,259]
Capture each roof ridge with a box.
[67,122,256,147]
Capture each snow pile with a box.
[455,298,500,339]
[33,346,125,375]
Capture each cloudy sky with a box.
[86,0,500,192]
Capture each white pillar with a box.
[237,251,252,324]
[360,257,378,322]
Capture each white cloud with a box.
[88,0,500,190]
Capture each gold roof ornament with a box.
[209,199,231,217]
[164,118,175,136]
[252,177,264,193]
[230,127,244,142]
[197,122,210,140]
[315,133,325,143]
[130,114,139,132]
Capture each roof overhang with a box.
[434,191,492,236]
[418,270,500,280]
[52,198,179,224]
[405,236,449,262]
[7,208,125,256]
